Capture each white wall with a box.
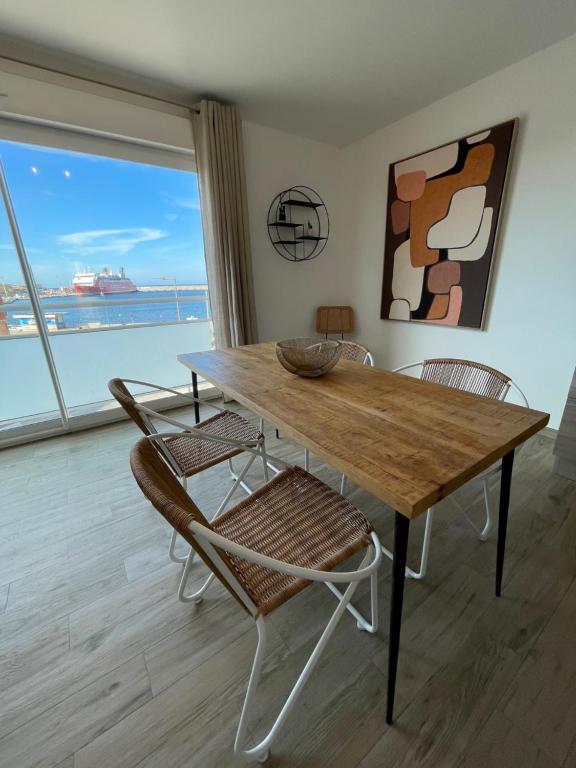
[243,121,347,341]
[338,34,576,427]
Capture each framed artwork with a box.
[380,119,517,328]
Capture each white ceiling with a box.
[0,0,575,146]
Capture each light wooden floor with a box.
[1,402,575,768]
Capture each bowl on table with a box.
[275,338,342,378]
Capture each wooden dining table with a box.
[178,342,549,723]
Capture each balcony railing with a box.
[0,292,214,437]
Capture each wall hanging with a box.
[267,186,329,262]
[380,119,517,328]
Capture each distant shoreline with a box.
[2,283,208,300]
[136,284,208,292]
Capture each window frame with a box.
[0,111,196,170]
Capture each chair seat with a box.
[213,466,372,615]
[166,410,262,478]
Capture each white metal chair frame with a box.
[143,431,382,764]
[115,378,268,568]
[391,360,529,580]
[350,350,375,366]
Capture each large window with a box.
[0,132,212,443]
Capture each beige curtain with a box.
[191,100,257,348]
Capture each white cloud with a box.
[0,243,41,254]
[57,228,167,257]
[161,192,201,212]
[164,213,178,222]
[173,197,201,211]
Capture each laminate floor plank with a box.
[0,536,69,590]
[0,489,129,552]
[1,566,211,737]
[143,582,255,695]
[0,553,127,645]
[74,626,285,768]
[0,584,8,614]
[123,537,180,582]
[0,615,70,692]
[5,550,127,614]
[500,576,576,766]
[357,631,523,768]
[54,759,74,768]
[64,506,167,566]
[0,654,151,768]
[455,710,560,768]
[563,738,576,768]
[68,562,186,646]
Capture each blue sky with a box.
[0,140,206,287]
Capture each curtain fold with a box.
[191,100,257,348]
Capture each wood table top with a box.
[178,343,549,519]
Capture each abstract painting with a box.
[380,119,517,328]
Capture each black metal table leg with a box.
[386,512,410,725]
[496,448,515,597]
[191,371,200,424]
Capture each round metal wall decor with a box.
[267,186,329,262]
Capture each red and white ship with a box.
[72,267,137,295]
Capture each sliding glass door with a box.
[0,130,211,445]
[0,193,65,437]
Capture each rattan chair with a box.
[338,340,375,366]
[108,378,268,568]
[392,358,529,580]
[130,434,381,763]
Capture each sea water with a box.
[4,289,210,331]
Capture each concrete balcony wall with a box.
[0,321,213,422]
